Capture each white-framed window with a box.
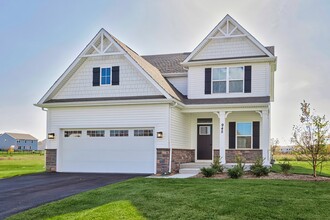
[212,67,244,93]
[101,67,111,85]
[199,126,211,135]
[87,130,105,137]
[110,130,129,137]
[134,129,153,137]
[236,122,252,149]
[64,130,82,138]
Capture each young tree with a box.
[292,101,329,177]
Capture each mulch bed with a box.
[194,172,330,181]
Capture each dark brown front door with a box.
[197,124,212,160]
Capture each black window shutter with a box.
[112,66,120,85]
[93,67,100,86]
[244,66,251,93]
[229,122,236,149]
[205,68,212,94]
[253,121,260,149]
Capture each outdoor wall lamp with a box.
[157,132,163,138]
[221,123,224,133]
[48,133,55,139]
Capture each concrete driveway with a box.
[0,172,146,219]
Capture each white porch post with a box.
[219,111,226,164]
[261,110,270,165]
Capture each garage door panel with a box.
[59,129,155,173]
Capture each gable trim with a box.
[182,14,274,64]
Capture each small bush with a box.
[227,166,244,179]
[250,157,270,177]
[227,156,245,179]
[200,167,217,177]
[211,156,224,173]
[280,161,292,175]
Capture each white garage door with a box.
[58,128,155,173]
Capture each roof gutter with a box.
[181,57,277,67]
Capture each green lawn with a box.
[8,178,330,220]
[272,161,330,177]
[0,153,45,178]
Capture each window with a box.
[197,118,213,124]
[212,68,226,93]
[110,130,129,137]
[101,68,111,85]
[199,126,211,135]
[212,67,244,93]
[87,130,105,137]
[134,129,153,137]
[236,122,252,149]
[64,131,82,137]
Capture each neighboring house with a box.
[38,139,46,150]
[0,133,38,150]
[36,15,277,173]
[279,145,294,154]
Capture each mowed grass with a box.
[8,178,330,220]
[0,153,45,178]
[272,161,330,177]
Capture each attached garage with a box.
[58,128,155,173]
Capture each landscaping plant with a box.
[292,101,329,177]
[280,160,292,175]
[250,157,270,177]
[200,167,217,177]
[211,156,224,173]
[227,156,245,179]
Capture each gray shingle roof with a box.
[142,53,190,74]
[6,133,37,140]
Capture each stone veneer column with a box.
[45,149,57,172]
[156,149,170,174]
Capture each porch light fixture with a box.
[156,132,163,138]
[221,123,224,133]
[48,133,55,139]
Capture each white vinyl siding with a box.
[54,55,161,99]
[46,104,169,150]
[170,107,191,149]
[192,37,265,61]
[167,77,188,95]
[188,63,270,99]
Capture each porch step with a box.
[180,162,212,169]
[179,168,200,174]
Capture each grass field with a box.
[272,161,330,177]
[8,178,330,220]
[0,153,45,178]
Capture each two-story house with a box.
[0,133,38,150]
[36,15,277,174]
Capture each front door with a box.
[197,124,212,160]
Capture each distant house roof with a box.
[6,133,37,140]
[142,53,190,74]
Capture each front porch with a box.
[156,106,271,174]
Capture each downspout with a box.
[168,102,178,173]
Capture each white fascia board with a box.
[162,72,188,77]
[34,99,173,108]
[181,57,277,67]
[180,103,269,113]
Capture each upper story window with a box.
[101,68,111,85]
[212,67,244,93]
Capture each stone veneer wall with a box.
[226,149,262,163]
[214,149,220,158]
[46,149,57,172]
[156,148,170,174]
[171,149,195,173]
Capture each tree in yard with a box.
[292,101,329,177]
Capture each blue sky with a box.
[0,0,329,145]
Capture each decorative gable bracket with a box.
[80,30,124,58]
[209,19,246,39]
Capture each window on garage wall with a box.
[64,131,82,137]
[110,130,129,137]
[134,129,153,136]
[87,130,105,137]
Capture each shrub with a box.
[227,166,244,179]
[211,156,224,173]
[280,161,292,175]
[200,167,217,177]
[250,157,270,177]
[227,156,245,179]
